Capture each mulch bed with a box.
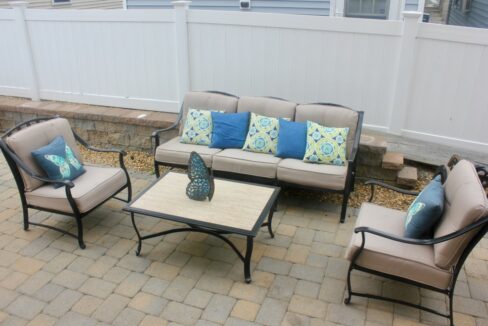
[80,147,434,211]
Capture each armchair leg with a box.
[75,216,86,249]
[449,292,454,326]
[340,190,350,223]
[22,204,29,231]
[344,265,353,304]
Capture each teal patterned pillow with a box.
[242,113,279,154]
[181,109,214,146]
[303,121,349,166]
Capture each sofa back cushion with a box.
[237,96,296,120]
[295,104,359,158]
[433,160,488,269]
[5,118,82,192]
[180,91,239,135]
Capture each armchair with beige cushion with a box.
[0,117,132,249]
[344,160,488,326]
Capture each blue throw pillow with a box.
[31,136,85,188]
[276,119,307,159]
[210,112,250,149]
[404,175,445,239]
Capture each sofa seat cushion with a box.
[155,137,222,167]
[25,165,127,214]
[212,149,281,179]
[277,159,347,190]
[345,203,452,290]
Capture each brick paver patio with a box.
[0,156,487,326]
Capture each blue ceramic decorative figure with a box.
[186,152,214,201]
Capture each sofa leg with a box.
[340,191,350,223]
[154,162,160,178]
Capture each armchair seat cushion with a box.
[212,149,281,179]
[277,159,347,190]
[345,202,452,290]
[155,137,222,167]
[25,165,127,214]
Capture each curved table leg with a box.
[130,212,142,256]
[244,236,254,283]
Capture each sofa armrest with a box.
[151,107,184,152]
[348,111,364,165]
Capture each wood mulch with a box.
[80,147,434,211]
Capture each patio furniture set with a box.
[0,91,487,326]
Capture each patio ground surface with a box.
[0,156,487,326]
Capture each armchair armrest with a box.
[365,180,419,202]
[0,141,75,188]
[354,214,488,246]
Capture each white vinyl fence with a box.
[0,2,487,152]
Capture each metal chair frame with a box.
[0,116,132,249]
[345,180,488,326]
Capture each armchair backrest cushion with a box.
[433,160,488,269]
[295,104,359,158]
[180,92,239,135]
[5,118,82,192]
[237,96,296,120]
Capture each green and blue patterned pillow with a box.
[242,113,280,154]
[303,121,349,166]
[180,109,214,146]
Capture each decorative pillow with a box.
[303,121,349,166]
[210,112,250,149]
[180,109,214,145]
[242,113,280,154]
[404,175,445,239]
[31,136,85,188]
[276,119,307,160]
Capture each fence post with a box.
[172,0,191,107]
[9,1,39,101]
[388,11,422,134]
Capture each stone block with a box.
[357,165,398,181]
[397,166,418,188]
[382,152,404,170]
[358,134,387,167]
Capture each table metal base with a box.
[130,209,274,283]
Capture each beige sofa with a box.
[152,91,364,223]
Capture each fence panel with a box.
[0,9,31,98]
[188,11,403,131]
[25,9,180,112]
[405,23,488,151]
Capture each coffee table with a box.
[123,171,280,283]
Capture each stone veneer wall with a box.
[0,97,178,152]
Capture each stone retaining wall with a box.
[0,97,178,152]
